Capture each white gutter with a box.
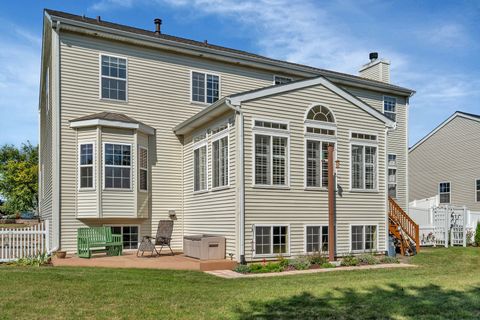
[225,98,246,264]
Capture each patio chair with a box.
[137,220,174,257]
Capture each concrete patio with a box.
[52,251,237,271]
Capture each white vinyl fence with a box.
[0,220,50,262]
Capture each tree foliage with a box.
[0,142,38,214]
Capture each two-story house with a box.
[39,9,415,262]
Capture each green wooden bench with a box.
[77,227,123,258]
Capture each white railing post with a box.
[45,220,50,254]
[445,206,449,248]
[463,206,467,247]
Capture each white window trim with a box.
[387,153,397,168]
[476,179,480,203]
[253,224,291,258]
[349,224,379,253]
[102,142,133,191]
[211,129,230,191]
[193,140,209,193]
[189,69,221,105]
[104,224,141,250]
[252,121,291,188]
[273,75,293,85]
[304,103,337,124]
[438,181,451,204]
[45,66,50,113]
[78,142,95,191]
[252,117,290,135]
[138,146,148,192]
[383,95,397,122]
[349,140,379,192]
[303,137,337,190]
[304,224,329,254]
[388,168,397,198]
[98,53,128,102]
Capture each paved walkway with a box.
[52,251,237,271]
[206,263,416,279]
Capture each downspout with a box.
[385,120,396,253]
[225,98,245,264]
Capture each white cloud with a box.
[90,0,135,11]
[0,22,41,146]
[416,23,470,48]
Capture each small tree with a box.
[0,142,38,215]
[475,222,480,247]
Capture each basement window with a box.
[351,225,377,251]
[254,225,289,256]
[305,226,328,253]
[108,225,139,249]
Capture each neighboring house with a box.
[38,9,414,261]
[409,111,480,213]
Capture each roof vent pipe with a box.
[154,18,162,35]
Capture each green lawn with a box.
[0,247,479,319]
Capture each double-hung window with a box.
[255,225,288,256]
[254,120,289,187]
[101,55,127,101]
[306,141,335,188]
[212,134,228,188]
[476,179,480,202]
[104,143,131,189]
[305,226,328,253]
[79,143,94,189]
[351,133,377,191]
[388,154,397,198]
[439,182,451,204]
[273,75,292,85]
[193,142,207,192]
[139,147,148,191]
[351,225,377,251]
[191,71,219,104]
[383,96,396,122]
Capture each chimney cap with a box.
[154,18,162,35]
[369,52,378,62]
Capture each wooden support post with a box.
[328,144,335,262]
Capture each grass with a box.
[0,247,479,319]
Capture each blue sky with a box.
[1,0,479,147]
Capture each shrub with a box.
[249,262,284,273]
[475,223,480,247]
[340,254,359,266]
[288,256,311,270]
[14,252,51,267]
[357,253,378,265]
[307,252,328,266]
[379,256,400,264]
[234,264,251,273]
[320,262,336,268]
[277,255,289,268]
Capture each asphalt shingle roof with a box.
[45,9,414,95]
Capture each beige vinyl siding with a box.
[57,31,278,252]
[101,127,136,218]
[76,128,98,218]
[409,116,480,211]
[241,84,387,260]
[182,112,238,258]
[341,86,408,210]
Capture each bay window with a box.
[104,143,131,189]
[79,143,94,189]
[212,135,229,188]
[194,143,207,192]
[139,147,148,191]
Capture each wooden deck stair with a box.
[388,197,420,256]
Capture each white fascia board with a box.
[70,119,155,135]
[409,112,480,152]
[229,76,395,128]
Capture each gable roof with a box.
[409,111,480,152]
[174,76,395,135]
[70,111,155,135]
[228,76,395,127]
[44,9,414,97]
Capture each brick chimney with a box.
[359,52,390,83]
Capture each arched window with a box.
[306,105,335,123]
